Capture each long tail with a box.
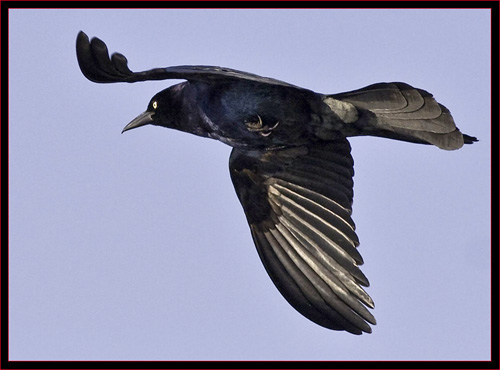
[329,82,477,150]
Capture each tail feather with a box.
[330,82,474,150]
[463,134,479,144]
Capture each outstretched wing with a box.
[229,139,376,334]
[76,31,307,90]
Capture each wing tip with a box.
[76,31,135,84]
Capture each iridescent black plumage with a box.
[76,31,476,334]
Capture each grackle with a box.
[76,31,476,335]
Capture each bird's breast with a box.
[197,82,317,149]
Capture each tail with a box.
[329,82,477,150]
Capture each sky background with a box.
[9,9,491,361]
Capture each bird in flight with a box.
[76,31,476,335]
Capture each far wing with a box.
[229,139,375,334]
[76,31,307,90]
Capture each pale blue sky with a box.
[9,9,491,361]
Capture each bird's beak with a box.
[122,111,154,133]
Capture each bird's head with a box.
[121,86,182,134]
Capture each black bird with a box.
[76,31,476,335]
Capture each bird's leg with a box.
[245,115,264,131]
[259,121,280,137]
[245,115,280,136]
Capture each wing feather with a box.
[277,217,372,304]
[230,139,375,334]
[274,223,375,322]
[76,31,309,91]
[269,186,362,263]
[272,182,359,246]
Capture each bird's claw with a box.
[245,115,264,131]
[245,115,279,137]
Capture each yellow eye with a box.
[152,101,158,109]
